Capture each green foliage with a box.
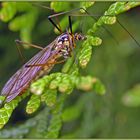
[44,94,65,138]
[0,117,37,138]
[80,2,95,12]
[0,1,140,138]
[0,2,38,43]
[0,92,29,129]
[43,89,57,107]
[0,2,17,22]
[26,94,41,114]
[50,2,71,12]
[79,37,102,68]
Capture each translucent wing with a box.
[1,40,58,102]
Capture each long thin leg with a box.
[47,6,129,48]
[15,39,44,65]
[69,16,72,34]
[48,8,86,34]
[65,28,74,57]
[25,59,66,68]
[15,40,25,64]
[48,8,84,18]
[69,9,140,47]
[116,18,140,48]
[32,3,62,33]
[48,8,78,55]
[68,16,76,48]
[15,39,44,50]
[54,59,66,64]
[69,9,119,45]
[48,17,62,33]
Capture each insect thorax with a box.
[56,32,86,58]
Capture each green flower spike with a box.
[42,89,57,107]
[102,16,116,25]
[26,94,41,114]
[30,79,46,95]
[79,36,102,68]
[58,75,74,94]
[76,76,93,91]
[49,75,62,90]
[79,2,140,69]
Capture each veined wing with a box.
[1,39,58,102]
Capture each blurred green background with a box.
[0,1,140,138]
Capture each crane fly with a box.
[1,32,86,103]
[0,7,88,104]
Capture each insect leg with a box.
[15,39,44,64]
[48,15,62,33]
[25,64,46,67]
[32,3,62,33]
[15,40,25,64]
[68,15,76,48]
[48,8,87,34]
[69,8,119,45]
[69,16,72,34]
[15,39,44,50]
[53,59,66,64]
[116,18,140,48]
[25,59,66,68]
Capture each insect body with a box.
[1,32,86,102]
